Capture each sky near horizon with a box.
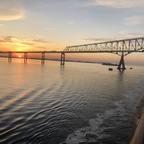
[0,0,144,64]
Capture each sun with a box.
[18,55,22,58]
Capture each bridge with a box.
[0,37,144,70]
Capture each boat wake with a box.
[60,80,144,144]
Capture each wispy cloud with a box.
[0,36,13,42]
[33,39,49,44]
[34,0,92,8]
[82,32,144,43]
[35,35,45,38]
[119,31,144,38]
[36,0,144,9]
[93,0,144,8]
[0,0,25,21]
[67,21,74,25]
[124,15,144,25]
[83,37,113,43]
[0,36,50,51]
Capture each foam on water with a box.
[61,78,144,144]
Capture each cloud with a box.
[0,36,13,42]
[93,0,144,8]
[119,31,144,38]
[124,15,144,25]
[33,39,49,43]
[0,0,25,21]
[83,37,112,42]
[67,21,74,24]
[82,32,144,43]
[35,1,92,8]
[0,36,50,50]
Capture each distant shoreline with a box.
[0,56,118,66]
[102,62,118,66]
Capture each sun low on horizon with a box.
[18,55,22,58]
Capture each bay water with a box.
[0,58,144,144]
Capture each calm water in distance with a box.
[0,58,144,144]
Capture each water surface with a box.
[0,58,144,144]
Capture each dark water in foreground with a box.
[0,58,144,144]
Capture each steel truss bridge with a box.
[0,37,144,70]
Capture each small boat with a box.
[108,68,113,71]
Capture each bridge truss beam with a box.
[64,37,144,56]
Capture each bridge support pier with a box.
[8,52,12,63]
[41,52,45,64]
[117,53,126,71]
[61,52,65,66]
[24,52,27,63]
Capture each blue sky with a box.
[0,0,144,64]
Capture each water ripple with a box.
[1,61,144,144]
